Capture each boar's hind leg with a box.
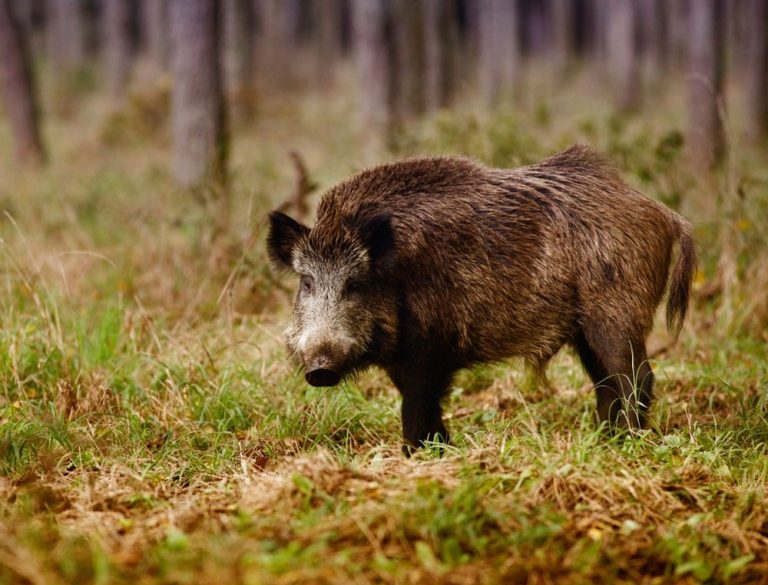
[388,364,452,455]
[574,326,653,431]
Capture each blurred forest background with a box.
[1,1,768,584]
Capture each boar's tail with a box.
[666,216,696,342]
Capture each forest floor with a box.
[1,72,767,584]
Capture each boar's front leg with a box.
[387,361,453,455]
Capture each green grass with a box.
[1,66,767,584]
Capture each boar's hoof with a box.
[402,430,450,458]
[305,368,341,387]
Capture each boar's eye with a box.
[300,274,314,294]
[344,279,364,296]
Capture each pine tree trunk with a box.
[0,0,46,165]
[103,0,132,96]
[687,0,725,169]
[142,0,169,71]
[170,0,227,190]
[478,0,519,105]
[606,0,640,111]
[745,0,768,143]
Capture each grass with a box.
[1,63,767,584]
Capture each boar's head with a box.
[267,211,398,387]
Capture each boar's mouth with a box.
[305,368,342,387]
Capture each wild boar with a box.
[267,145,696,452]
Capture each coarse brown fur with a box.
[268,145,696,453]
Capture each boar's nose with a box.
[305,356,341,387]
[306,369,341,387]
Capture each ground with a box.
[0,68,767,584]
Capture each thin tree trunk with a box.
[0,0,45,165]
[223,0,253,103]
[424,0,458,112]
[637,0,666,83]
[392,0,426,121]
[478,0,519,106]
[46,0,85,72]
[312,0,342,88]
[351,0,395,147]
[606,0,639,111]
[665,0,689,72]
[170,0,227,190]
[550,0,574,73]
[255,0,299,86]
[142,0,169,71]
[522,0,548,57]
[103,0,132,96]
[687,0,725,169]
[745,0,768,143]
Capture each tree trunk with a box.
[142,0,169,70]
[255,0,299,86]
[424,0,458,112]
[223,0,253,101]
[103,0,132,96]
[477,0,519,105]
[550,0,574,73]
[745,0,768,143]
[392,0,426,121]
[687,0,725,169]
[521,0,547,57]
[350,0,395,146]
[606,0,639,111]
[636,0,666,83]
[46,0,85,72]
[665,0,689,72]
[170,0,227,190]
[312,0,342,88]
[0,0,46,165]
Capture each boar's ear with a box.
[267,211,309,270]
[359,213,396,274]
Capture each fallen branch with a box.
[274,150,317,222]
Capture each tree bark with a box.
[745,0,768,143]
[0,0,46,165]
[477,0,519,106]
[142,0,169,70]
[103,0,132,96]
[687,0,725,169]
[606,0,640,111]
[170,0,227,190]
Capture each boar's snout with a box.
[305,368,341,387]
[305,355,342,387]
